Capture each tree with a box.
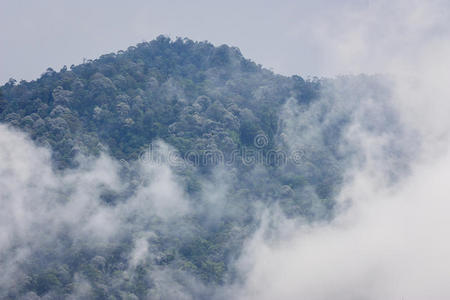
[0,89,7,114]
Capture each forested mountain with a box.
[0,36,398,299]
[1,36,320,167]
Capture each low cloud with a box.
[0,125,192,297]
[230,1,450,299]
[233,145,450,299]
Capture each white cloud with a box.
[231,1,450,299]
[234,145,450,299]
[0,125,191,294]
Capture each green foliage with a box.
[0,36,320,170]
[0,36,347,299]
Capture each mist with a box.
[229,1,450,299]
[0,125,207,298]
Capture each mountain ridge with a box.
[0,36,392,299]
[0,35,320,169]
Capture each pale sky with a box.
[1,0,449,84]
[0,0,383,84]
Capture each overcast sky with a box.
[2,0,449,84]
[0,0,393,84]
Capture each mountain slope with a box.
[0,36,397,299]
[1,35,319,168]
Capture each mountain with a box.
[1,36,321,167]
[0,36,397,299]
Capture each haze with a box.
[3,0,442,83]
